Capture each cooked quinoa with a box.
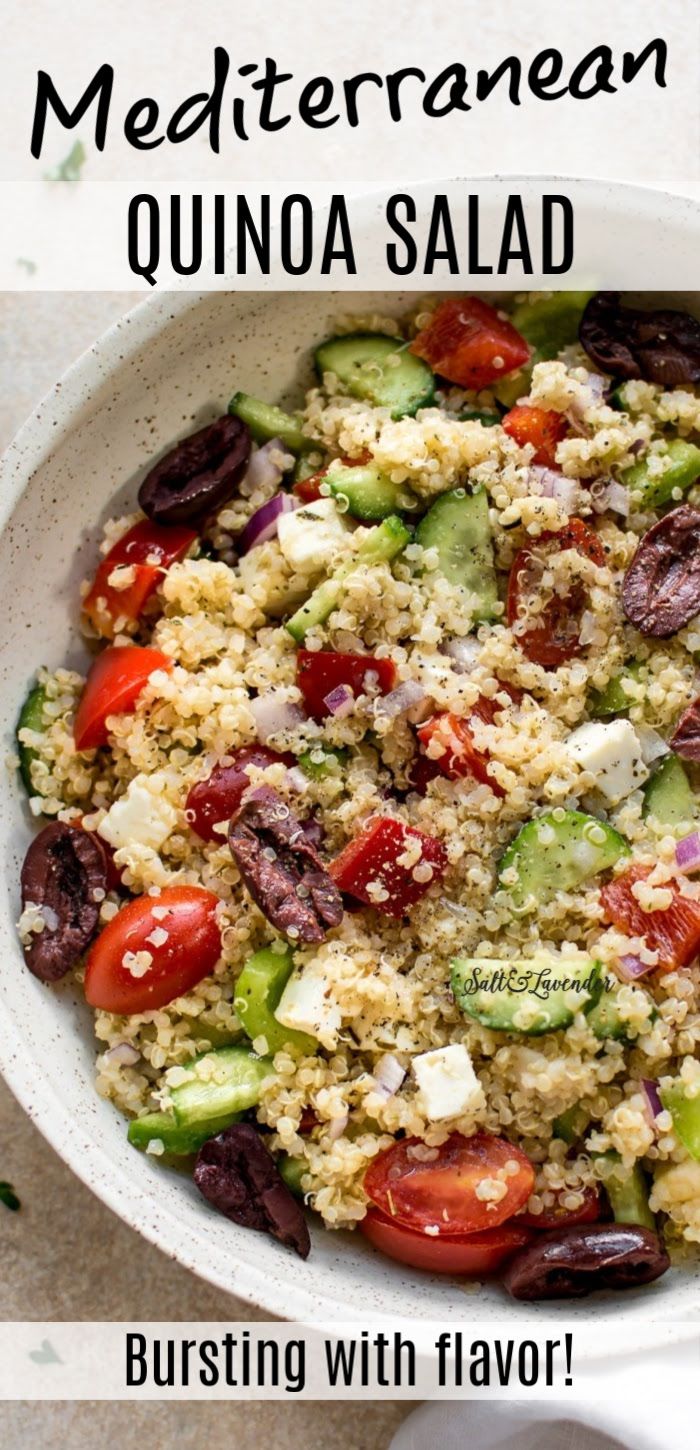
[15,291,700,1273]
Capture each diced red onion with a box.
[579,610,597,647]
[629,438,646,457]
[636,724,669,766]
[530,467,580,513]
[442,637,481,673]
[238,491,297,553]
[103,1042,140,1067]
[373,1053,406,1101]
[676,831,700,873]
[640,1078,664,1132]
[240,438,294,498]
[374,680,428,721]
[615,953,654,982]
[250,692,306,743]
[328,1110,349,1141]
[323,683,355,718]
[589,480,630,517]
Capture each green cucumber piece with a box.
[498,809,630,913]
[16,682,48,794]
[235,946,317,1056]
[450,953,601,1035]
[510,292,595,360]
[127,1110,238,1156]
[294,453,323,483]
[459,408,501,427]
[621,438,700,510]
[584,973,635,1041]
[278,1154,306,1197]
[660,1081,700,1160]
[609,384,629,413]
[229,392,308,454]
[286,514,411,642]
[493,366,533,409]
[170,1045,272,1129]
[643,754,696,828]
[414,486,498,620]
[553,1103,591,1145]
[596,1153,655,1230]
[314,333,435,420]
[325,462,417,521]
[298,745,348,779]
[588,663,642,719]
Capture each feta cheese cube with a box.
[274,959,341,1049]
[412,1043,484,1121]
[98,774,178,852]
[277,497,350,573]
[565,719,649,804]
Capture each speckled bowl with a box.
[2,180,700,1333]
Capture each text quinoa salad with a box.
[14,291,700,1299]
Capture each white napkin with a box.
[389,1340,697,1450]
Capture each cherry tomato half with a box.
[506,518,605,669]
[83,519,196,638]
[519,1185,602,1231]
[417,687,520,796]
[502,405,568,468]
[410,297,530,390]
[84,885,221,1013]
[296,649,397,721]
[74,645,173,751]
[185,745,293,842]
[364,1133,535,1235]
[601,864,700,973]
[360,1206,533,1275]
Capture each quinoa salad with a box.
[14,291,700,1300]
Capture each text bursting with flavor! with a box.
[15,291,700,1305]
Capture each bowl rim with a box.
[2,176,700,1337]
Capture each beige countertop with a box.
[0,291,411,1449]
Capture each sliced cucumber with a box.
[596,1152,655,1230]
[278,1154,306,1197]
[459,408,501,427]
[493,366,533,409]
[229,392,308,454]
[553,1103,591,1145]
[286,514,411,643]
[588,663,642,719]
[498,809,630,913]
[660,1080,700,1160]
[294,453,323,483]
[608,384,629,413]
[314,334,435,420]
[16,682,48,794]
[298,745,348,779]
[584,973,635,1041]
[621,438,700,510]
[510,292,595,360]
[451,952,600,1035]
[414,487,498,620]
[235,946,317,1056]
[325,462,418,521]
[643,754,696,828]
[127,1110,238,1156]
[170,1045,272,1129]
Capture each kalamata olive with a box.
[138,415,251,525]
[194,1122,310,1258]
[503,1223,670,1301]
[228,786,343,944]
[670,696,700,760]
[622,505,700,637]
[579,292,700,386]
[20,821,108,983]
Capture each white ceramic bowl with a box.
[2,179,700,1330]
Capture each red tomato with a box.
[417,688,520,796]
[502,405,568,468]
[83,520,196,638]
[74,646,173,751]
[406,751,443,795]
[364,1133,535,1234]
[601,864,700,973]
[186,746,293,842]
[330,817,447,918]
[519,1186,602,1230]
[84,885,221,1013]
[506,518,605,669]
[296,649,397,721]
[361,1206,533,1275]
[409,297,530,389]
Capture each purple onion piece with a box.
[640,1078,664,1132]
[323,683,355,718]
[615,953,654,982]
[238,492,297,554]
[675,831,700,873]
[374,680,428,721]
